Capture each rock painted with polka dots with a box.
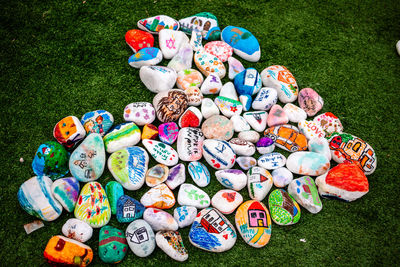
[125,29,154,53]
[177,69,204,90]
[314,112,343,135]
[140,183,176,209]
[177,183,210,208]
[124,102,156,126]
[51,177,80,212]
[211,189,243,214]
[204,41,233,62]
[126,219,155,257]
[214,96,243,118]
[142,139,179,166]
[288,176,322,214]
[143,208,178,231]
[194,49,226,78]
[200,73,222,95]
[261,65,298,103]
[174,206,197,228]
[103,123,141,153]
[268,189,301,225]
[202,139,236,170]
[81,110,114,137]
[62,218,93,243]
[201,115,234,140]
[286,151,330,176]
[247,166,273,201]
[53,116,86,149]
[140,66,177,93]
[221,26,261,62]
[156,231,188,262]
[158,122,179,145]
[99,225,128,263]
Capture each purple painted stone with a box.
[158,122,179,145]
[165,163,186,190]
[256,137,275,154]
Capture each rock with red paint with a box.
[185,86,204,106]
[142,124,158,140]
[236,156,257,171]
[260,65,298,103]
[140,183,176,209]
[313,112,343,135]
[201,98,220,119]
[215,169,247,191]
[137,15,179,34]
[167,43,193,72]
[256,137,275,154]
[298,120,326,140]
[283,103,307,123]
[159,29,189,59]
[308,137,331,161]
[177,127,204,162]
[298,88,324,116]
[204,41,233,62]
[202,139,236,170]
[288,176,322,214]
[177,69,204,91]
[315,162,369,202]
[201,115,234,140]
[178,183,210,208]
[179,106,203,128]
[219,82,238,101]
[238,130,260,143]
[140,66,177,93]
[98,225,128,263]
[230,115,251,132]
[62,218,93,243]
[228,57,245,80]
[243,111,268,132]
[123,102,156,126]
[156,231,188,262]
[229,138,256,156]
[252,87,278,111]
[286,152,330,176]
[247,166,273,201]
[200,73,223,95]
[272,167,293,188]
[125,219,155,257]
[214,96,243,118]
[166,163,186,190]
[53,115,86,149]
[211,190,243,214]
[174,206,197,228]
[158,122,179,145]
[125,29,154,53]
[194,49,226,79]
[142,139,179,166]
[143,208,178,231]
[258,152,286,170]
[267,104,289,127]
[146,164,169,188]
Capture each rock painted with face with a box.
[51,177,80,212]
[221,26,261,62]
[268,189,301,225]
[288,176,322,214]
[32,141,69,179]
[286,151,330,176]
[247,166,273,201]
[53,116,86,149]
[98,226,128,264]
[202,139,236,170]
[126,219,156,257]
[81,110,114,137]
[62,218,93,243]
[153,89,189,122]
[137,15,179,34]
[103,123,141,153]
[260,65,298,103]
[179,12,221,40]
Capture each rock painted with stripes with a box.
[126,219,155,257]
[32,141,69,179]
[99,226,128,263]
[202,139,236,170]
[234,68,262,96]
[105,181,124,215]
[247,167,273,201]
[53,116,86,149]
[214,96,243,118]
[142,139,179,166]
[221,26,261,62]
[143,208,178,231]
[286,151,330,176]
[51,177,80,212]
[211,189,243,214]
[103,123,141,153]
[81,110,114,137]
[268,189,301,225]
[215,169,247,191]
[156,231,188,262]
[140,183,176,209]
[174,206,197,228]
[62,218,93,243]
[260,65,298,103]
[288,176,322,214]
[138,15,179,34]
[188,161,210,187]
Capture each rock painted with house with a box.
[116,195,145,223]
[201,115,234,140]
[179,106,203,128]
[166,163,186,190]
[314,112,343,135]
[256,137,275,154]
[174,206,198,228]
[272,167,293,188]
[81,110,114,137]
[201,73,223,95]
[247,167,273,201]
[188,161,211,187]
[103,122,141,153]
[143,208,178,231]
[159,29,189,59]
[140,66,177,93]
[212,190,243,214]
[258,152,286,170]
[286,151,330,176]
[167,43,193,72]
[204,41,233,62]
[32,141,69,179]
[264,124,308,152]
[126,219,155,257]
[125,29,154,53]
[214,96,243,118]
[177,69,203,90]
[141,124,159,140]
[228,57,245,80]
[298,120,325,140]
[138,15,179,34]
[140,183,176,209]
[202,139,236,170]
[228,138,255,156]
[178,183,210,208]
[62,218,93,243]
[268,189,301,225]
[221,26,261,62]
[252,87,278,111]
[298,88,324,116]
[179,12,221,40]
[123,102,155,126]
[142,139,179,166]
[128,47,163,68]
[53,116,86,149]
[243,111,268,132]
[234,68,262,96]
[236,156,257,171]
[98,226,128,264]
[283,103,307,123]
[260,65,298,103]
[158,122,179,145]
[156,231,188,262]
[153,89,188,122]
[51,177,80,212]
[288,176,322,214]
[194,49,226,78]
[105,181,124,215]
[145,164,169,188]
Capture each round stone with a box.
[62,218,93,243]
[99,225,128,263]
[201,115,234,140]
[204,41,233,62]
[143,208,178,231]
[146,164,169,187]
[271,167,293,188]
[153,89,188,122]
[211,189,243,214]
[32,141,69,179]
[124,102,155,126]
[177,69,203,91]
[126,219,155,257]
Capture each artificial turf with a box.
[1,0,400,265]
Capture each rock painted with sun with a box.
[81,110,114,137]
[179,12,221,40]
[288,176,322,214]
[32,141,69,179]
[260,65,298,103]
[268,189,301,225]
[99,226,128,264]
[51,177,80,212]
[221,26,261,62]
[53,116,86,149]
[128,47,163,68]
[103,122,141,153]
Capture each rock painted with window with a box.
[268,189,301,225]
[51,177,80,212]
[123,102,155,126]
[128,47,163,68]
[158,122,179,145]
[201,115,234,140]
[125,29,154,53]
[179,12,221,40]
[116,195,145,223]
[103,122,141,153]
[165,163,186,190]
[202,139,236,170]
[264,124,308,152]
[142,139,179,166]
[178,183,210,208]
[288,176,322,214]
[194,50,226,78]
[153,89,188,122]
[98,225,128,264]
[211,189,243,214]
[81,110,114,137]
[159,29,189,59]
[221,26,261,62]
[188,161,210,187]
[143,208,178,231]
[243,111,268,132]
[177,127,204,162]
[156,231,188,262]
[215,169,247,191]
[247,166,273,201]
[140,66,177,93]
[32,141,69,179]
[313,112,343,135]
[105,181,124,215]
[53,116,86,149]
[62,218,93,243]
[286,151,330,176]
[174,206,198,228]
[125,219,155,257]
[140,183,176,209]
[137,15,179,34]
[258,152,286,170]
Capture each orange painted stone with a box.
[264,124,307,152]
[142,124,158,140]
[125,29,154,53]
[140,183,176,209]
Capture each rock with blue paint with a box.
[247,166,273,201]
[105,181,124,215]
[167,43,193,72]
[99,225,128,263]
[137,15,179,34]
[140,183,176,209]
[103,122,141,153]
[286,151,330,176]
[214,96,243,118]
[188,161,210,187]
[108,146,149,190]
[159,29,189,59]
[18,176,62,221]
[201,115,234,140]
[283,103,307,123]
[140,66,177,93]
[178,183,210,208]
[123,102,156,126]
[221,26,261,62]
[201,73,223,95]
[234,68,262,96]
[211,189,243,214]
[158,122,179,145]
[252,87,278,111]
[128,47,163,68]
[116,195,145,223]
[53,115,86,149]
[62,218,93,243]
[166,163,186,190]
[189,208,237,252]
[256,137,275,154]
[174,206,197,228]
[51,177,80,212]
[268,189,301,225]
[288,176,322,214]
[202,139,236,170]
[215,169,247,191]
[69,133,105,182]
[194,49,226,79]
[81,110,114,137]
[239,94,252,111]
[261,65,298,103]
[32,141,69,179]
[272,167,293,188]
[142,139,179,166]
[228,57,245,80]
[179,12,221,40]
[126,219,155,257]
[230,115,250,132]
[238,130,260,143]
[177,127,204,162]
[243,111,268,132]
[190,29,203,51]
[308,137,331,161]
[156,231,188,262]
[146,164,169,188]
[258,152,286,170]
[143,208,178,231]
[236,156,257,171]
[229,138,256,156]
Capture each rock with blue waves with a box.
[234,68,262,96]
[239,95,252,112]
[116,195,145,223]
[81,110,114,137]
[174,206,197,228]
[221,26,260,62]
[128,47,163,68]
[103,122,141,153]
[32,141,69,179]
[202,139,236,170]
[51,177,80,212]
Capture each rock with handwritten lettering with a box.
[228,57,245,80]
[158,122,179,145]
[234,68,262,96]
[313,112,343,135]
[201,115,234,140]
[212,190,243,214]
[185,86,204,106]
[124,102,156,126]
[203,139,236,170]
[268,189,301,225]
[258,152,286,170]
[188,161,210,187]
[140,183,176,209]
[105,181,124,215]
[137,15,179,34]
[260,65,298,103]
[103,123,141,153]
[238,130,260,143]
[62,218,93,243]
[247,166,273,201]
[178,183,210,208]
[286,152,330,176]
[271,167,293,188]
[267,104,288,127]
[159,29,189,59]
[215,169,247,191]
[98,225,128,263]
[252,87,278,111]
[177,127,204,162]
[288,176,322,214]
[256,137,275,154]
[140,66,177,93]
[142,139,179,166]
[200,73,222,95]
[229,138,255,156]
[174,206,198,228]
[179,12,221,40]
[125,219,155,257]
[165,163,186,190]
[81,110,114,137]
[125,29,154,53]
[153,89,188,122]
[283,103,307,123]
[179,106,203,128]
[177,69,204,91]
[190,29,203,51]
[243,111,268,132]
[167,43,193,72]
[298,88,324,116]
[221,26,260,62]
[143,208,178,231]
[204,41,233,62]
[156,231,188,262]
[53,116,86,149]
[146,164,169,188]
[128,47,163,68]
[194,50,226,78]
[51,177,80,212]
[235,156,257,171]
[298,120,325,140]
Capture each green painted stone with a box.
[268,189,301,225]
[32,141,69,179]
[99,225,128,263]
[105,181,124,215]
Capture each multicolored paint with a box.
[137,15,179,33]
[176,69,204,90]
[74,182,111,228]
[140,183,176,209]
[32,141,69,179]
[124,102,155,126]
[268,189,301,225]
[214,96,243,117]
[179,12,221,40]
[188,161,210,187]
[116,195,145,223]
[221,26,261,62]
[146,164,169,187]
[264,124,308,152]
[286,151,330,176]
[194,50,226,78]
[202,139,236,170]
[201,114,234,140]
[234,68,262,96]
[125,29,154,53]
[142,123,158,140]
[125,219,156,257]
[53,116,86,149]
[247,166,273,201]
[298,120,326,139]
[156,231,188,261]
[103,122,141,153]
[228,57,245,80]
[204,41,233,62]
[105,181,124,215]
[184,86,203,106]
[51,177,80,212]
[128,47,162,68]
[81,110,114,137]
[288,176,322,214]
[99,226,128,263]
[314,112,343,135]
[154,89,188,122]
[62,218,93,243]
[158,122,179,145]
[142,139,179,166]
[243,111,268,132]
[260,65,298,102]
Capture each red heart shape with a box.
[180,110,200,128]
[214,163,221,168]
[223,234,228,240]
[222,192,236,202]
[211,159,216,163]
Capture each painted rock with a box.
[141,124,158,140]
[125,29,154,53]
[159,29,189,59]
[267,104,288,127]
[177,127,204,162]
[153,89,188,122]
[235,200,271,248]
[43,236,93,266]
[103,122,141,153]
[238,130,260,143]
[185,86,204,106]
[264,124,308,152]
[219,82,238,100]
[252,87,278,111]
[53,116,86,149]
[174,206,197,228]
[179,106,203,128]
[229,138,255,156]
[204,41,233,62]
[156,231,188,262]
[228,57,245,80]
[81,110,114,137]
[105,181,124,215]
[214,96,243,118]
[138,15,179,34]
[158,122,179,145]
[190,28,203,51]
[272,167,293,188]
[177,69,204,90]
[108,146,149,190]
[243,111,268,132]
[123,102,156,126]
[203,139,236,170]
[194,50,226,78]
[258,152,286,170]
[212,190,243,214]
[116,195,145,223]
[143,208,178,231]
[146,164,169,188]
[178,183,210,208]
[286,151,330,176]
[166,163,186,190]
[179,12,221,40]
[239,94,252,111]
[298,120,325,140]
[308,137,331,161]
[69,133,105,182]
[215,170,246,192]
[142,139,179,166]
[260,65,298,103]
[288,176,322,214]
[298,87,324,116]
[327,132,377,175]
[200,73,222,94]
[234,68,262,96]
[283,103,307,123]
[74,182,111,228]
[268,189,301,225]
[397,40,400,55]
[188,161,210,187]
[315,162,369,202]
[247,167,273,201]
[139,66,177,93]
[230,115,250,132]
[128,47,162,68]
[99,226,128,263]
[256,137,275,154]
[236,156,257,171]
[201,115,234,140]
[126,219,155,257]
[221,26,260,62]
[62,218,93,243]
[189,208,237,252]
[32,141,69,179]
[18,176,62,221]
[140,183,176,209]
[167,43,193,72]
[314,112,343,135]
[201,97,220,119]
[51,177,80,212]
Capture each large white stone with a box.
[252,87,278,111]
[219,82,238,101]
[159,29,189,59]
[177,183,210,208]
[238,130,260,143]
[200,73,222,95]
[211,190,243,214]
[215,169,247,191]
[283,103,307,123]
[126,219,155,257]
[230,115,250,132]
[140,66,177,93]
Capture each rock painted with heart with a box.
[178,106,203,128]
[211,190,243,214]
[202,139,236,170]
[158,122,179,145]
[298,120,325,140]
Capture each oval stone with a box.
[126,219,155,257]
[116,195,145,223]
[215,169,247,191]
[156,231,188,262]
[153,89,188,122]
[238,130,260,143]
[177,127,204,162]
[159,29,189,59]
[165,163,186,190]
[128,47,162,68]
[176,69,203,91]
[283,103,307,123]
[298,88,324,116]
[288,176,322,214]
[174,206,197,228]
[258,152,286,170]
[188,161,210,187]
[143,208,178,231]
[62,218,93,243]
[103,123,141,153]
[264,124,308,152]
[286,151,330,176]
[125,29,154,53]
[32,141,69,179]
[179,12,221,40]
[204,41,233,62]
[202,139,236,170]
[177,183,210,208]
[260,65,298,103]
[99,225,128,263]
[201,115,234,140]
[81,110,114,136]
[194,50,226,78]
[123,102,155,126]
[221,26,260,62]
[228,138,255,156]
[272,167,293,188]
[247,167,273,201]
[214,96,243,118]
[252,87,278,111]
[105,181,124,215]
[140,66,177,93]
[51,177,80,212]
[140,183,176,209]
[234,68,262,96]
[313,112,343,135]
[158,122,179,145]
[308,137,331,161]
[230,115,250,132]
[53,116,86,149]
[211,190,243,214]
[142,139,179,166]
[268,189,301,225]
[137,15,179,33]
[146,164,169,187]
[236,156,257,170]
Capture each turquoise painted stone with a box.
[179,12,221,40]
[188,161,210,187]
[32,141,69,179]
[81,110,114,137]
[221,26,261,62]
[51,177,80,212]
[69,133,105,182]
[105,181,124,215]
[116,195,145,223]
[99,225,128,263]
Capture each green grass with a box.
[1,0,400,265]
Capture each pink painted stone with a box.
[298,88,324,116]
[267,105,288,127]
[204,41,234,62]
[158,122,179,145]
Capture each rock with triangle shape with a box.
[219,82,238,100]
[267,104,288,127]
[156,230,188,262]
[214,96,243,118]
[247,166,273,201]
[200,73,222,95]
[201,98,220,119]
[140,183,176,209]
[142,139,179,166]
[116,195,145,223]
[158,122,179,145]
[243,111,268,132]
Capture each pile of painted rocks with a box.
[18,12,378,265]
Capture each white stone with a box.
[143,208,178,231]
[178,183,210,208]
[140,66,177,93]
[200,73,222,95]
[271,167,293,187]
[397,40,400,56]
[229,138,256,156]
[235,156,257,171]
[286,152,330,176]
[124,102,156,126]
[174,206,197,228]
[298,120,326,140]
[212,190,243,214]
[228,57,245,80]
[190,29,203,52]
[156,231,188,262]
[243,111,268,132]
[188,161,210,187]
[247,166,273,201]
[258,152,287,170]
[167,43,193,72]
[288,176,322,214]
[215,169,247,191]
[62,218,93,243]
[308,137,331,161]
[202,139,236,170]
[159,29,189,59]
[230,115,250,132]
[238,130,260,143]
[283,103,307,123]
[219,82,238,101]
[126,219,155,257]
[201,98,220,119]
[177,127,204,162]
[260,65,298,103]
[142,139,179,166]
[252,87,278,111]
